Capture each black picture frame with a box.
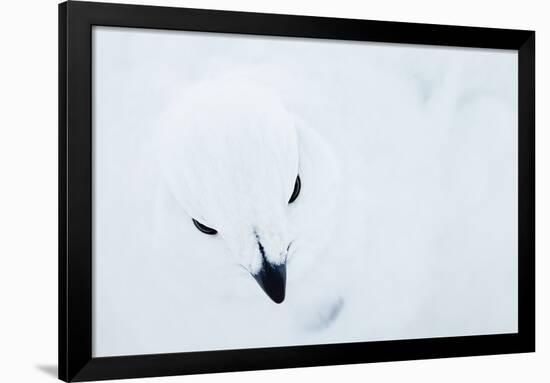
[59,1,535,381]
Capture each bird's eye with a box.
[288,175,301,204]
[192,218,218,235]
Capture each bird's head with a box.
[158,80,302,303]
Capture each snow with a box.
[92,26,518,357]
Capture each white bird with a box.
[152,75,344,332]
[94,44,518,355]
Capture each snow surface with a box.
[92,26,518,357]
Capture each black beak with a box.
[252,258,286,304]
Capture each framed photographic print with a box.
[59,1,535,381]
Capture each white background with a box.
[0,0,547,382]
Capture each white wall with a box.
[0,0,547,382]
